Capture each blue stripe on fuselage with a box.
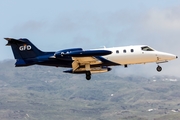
[16,52,120,68]
[36,56,120,67]
[95,56,120,66]
[36,52,73,67]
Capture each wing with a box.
[72,56,102,71]
[67,50,112,72]
[54,49,112,72]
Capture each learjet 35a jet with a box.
[5,38,178,80]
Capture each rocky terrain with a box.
[0,60,180,120]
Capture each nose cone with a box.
[157,52,177,61]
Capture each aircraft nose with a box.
[157,52,177,61]
[167,54,177,60]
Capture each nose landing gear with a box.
[156,65,162,72]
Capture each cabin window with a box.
[131,49,134,52]
[116,50,119,54]
[123,49,126,53]
[141,46,154,51]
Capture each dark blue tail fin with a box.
[5,38,44,59]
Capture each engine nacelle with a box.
[55,48,112,59]
[54,48,82,59]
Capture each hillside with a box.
[0,60,180,120]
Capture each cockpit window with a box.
[141,46,154,51]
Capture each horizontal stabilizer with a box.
[5,38,26,46]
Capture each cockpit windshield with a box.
[141,46,154,51]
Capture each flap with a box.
[72,56,102,65]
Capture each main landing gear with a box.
[156,65,162,72]
[86,71,91,80]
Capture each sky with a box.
[1,0,180,76]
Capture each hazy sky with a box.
[1,0,180,76]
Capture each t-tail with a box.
[5,38,45,67]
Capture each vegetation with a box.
[0,60,180,120]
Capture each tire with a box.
[86,71,91,80]
[156,66,162,72]
[86,75,91,80]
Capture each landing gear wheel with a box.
[156,65,162,72]
[86,71,91,80]
[86,75,91,80]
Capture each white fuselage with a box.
[100,45,177,65]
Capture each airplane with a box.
[5,38,178,80]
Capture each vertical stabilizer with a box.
[5,38,44,59]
